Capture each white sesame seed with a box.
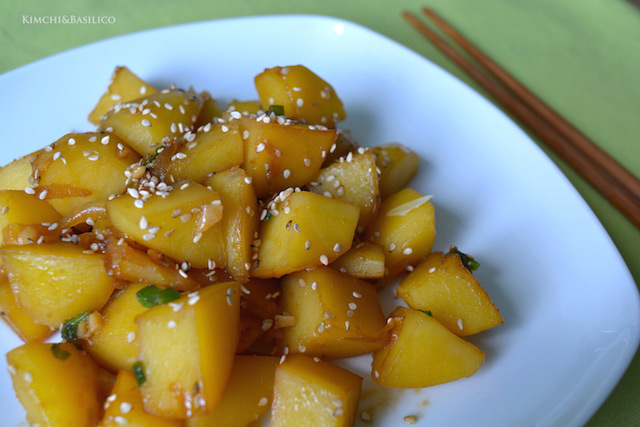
[345,320,350,331]
[38,189,48,200]
[47,223,58,231]
[141,119,152,127]
[428,267,436,273]
[88,154,100,161]
[389,243,397,252]
[143,233,155,241]
[133,199,144,209]
[361,412,372,421]
[311,281,318,290]
[352,291,362,298]
[68,137,76,145]
[258,397,269,406]
[1,206,8,215]
[319,254,329,265]
[243,130,250,140]
[303,158,311,167]
[283,169,291,179]
[23,372,33,383]
[139,216,148,230]
[221,125,229,132]
[120,402,132,414]
[296,98,304,107]
[127,331,136,343]
[101,135,110,145]
[244,177,253,184]
[24,187,35,195]
[114,416,128,425]
[188,295,200,306]
[373,370,380,378]
[317,321,326,333]
[193,232,203,243]
[348,302,357,310]
[458,318,464,330]
[90,243,99,251]
[333,243,342,252]
[403,247,413,255]
[168,320,177,329]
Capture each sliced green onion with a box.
[267,105,285,116]
[136,285,180,308]
[419,309,433,317]
[448,246,480,272]
[61,311,89,341]
[133,361,146,386]
[50,343,71,361]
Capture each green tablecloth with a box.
[1,0,638,425]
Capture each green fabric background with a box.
[1,0,639,425]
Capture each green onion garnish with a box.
[133,361,146,386]
[61,311,89,341]
[419,309,433,317]
[136,285,181,308]
[267,105,285,116]
[448,246,480,272]
[50,343,71,361]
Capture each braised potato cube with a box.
[224,100,262,117]
[102,370,182,427]
[397,251,503,336]
[83,283,149,372]
[89,66,158,125]
[280,266,385,358]
[271,354,361,427]
[152,122,244,183]
[6,342,101,427]
[106,181,226,269]
[371,143,419,199]
[137,281,240,418]
[186,355,278,427]
[194,92,224,128]
[330,242,386,279]
[371,307,484,388]
[0,190,61,245]
[362,188,436,281]
[255,65,346,127]
[0,277,53,342]
[1,242,115,327]
[31,132,140,216]
[322,130,359,167]
[254,191,359,279]
[101,89,203,156]
[0,153,36,191]
[239,116,338,198]
[206,167,259,280]
[240,278,281,320]
[310,150,380,229]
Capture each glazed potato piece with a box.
[106,181,226,269]
[371,143,419,199]
[255,65,346,127]
[271,354,362,427]
[0,190,61,245]
[30,132,140,216]
[1,242,115,327]
[6,342,102,427]
[0,278,53,342]
[224,100,262,117]
[89,66,158,125]
[362,188,436,282]
[102,370,183,427]
[206,167,259,281]
[104,239,200,292]
[83,283,149,373]
[397,251,503,336]
[253,191,359,279]
[371,307,484,388]
[239,116,338,198]
[330,242,386,279]
[186,355,278,427]
[194,92,224,128]
[310,150,380,230]
[280,266,386,358]
[137,281,240,418]
[152,121,244,183]
[0,153,37,191]
[101,89,203,156]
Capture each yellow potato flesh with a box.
[89,66,158,125]
[0,190,61,245]
[371,143,419,199]
[371,307,484,388]
[186,355,278,427]
[6,342,101,427]
[206,167,259,281]
[280,266,386,358]
[271,354,361,427]
[1,242,115,327]
[254,191,359,278]
[0,153,36,191]
[397,252,503,336]
[330,241,386,279]
[31,132,140,216]
[0,277,53,342]
[106,181,226,269]
[102,370,183,427]
[255,65,346,127]
[83,283,149,373]
[137,281,240,418]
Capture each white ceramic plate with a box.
[1,15,638,427]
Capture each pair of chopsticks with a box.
[404,8,640,229]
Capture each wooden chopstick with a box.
[403,9,640,229]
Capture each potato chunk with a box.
[280,266,385,358]
[102,370,182,427]
[6,342,101,427]
[1,242,115,327]
[206,167,259,280]
[330,242,386,279]
[255,65,346,127]
[0,277,53,342]
[371,307,484,388]
[0,190,61,245]
[254,191,359,278]
[186,355,278,427]
[271,354,362,427]
[83,283,149,372]
[106,181,226,269]
[89,66,158,125]
[31,132,140,216]
[101,89,203,156]
[362,188,436,282]
[371,143,419,199]
[239,116,338,198]
[310,151,380,230]
[397,251,503,336]
[0,153,37,191]
[137,281,240,418]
